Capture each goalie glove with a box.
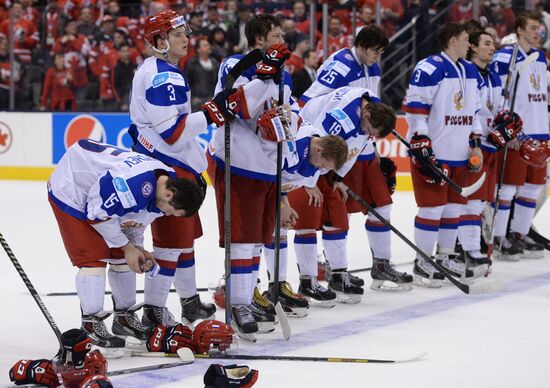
[256,44,291,82]
[9,359,59,387]
[203,364,259,388]
[146,324,194,353]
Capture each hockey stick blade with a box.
[466,279,505,294]
[459,172,486,197]
[275,301,291,340]
[45,287,209,297]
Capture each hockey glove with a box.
[488,110,523,150]
[9,359,59,387]
[79,374,113,388]
[202,87,246,127]
[61,328,92,369]
[256,106,290,142]
[203,364,259,388]
[256,44,291,82]
[379,157,397,195]
[147,324,194,353]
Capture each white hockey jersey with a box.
[403,52,483,164]
[48,139,174,248]
[490,46,549,141]
[129,56,209,177]
[300,87,379,177]
[209,54,300,181]
[475,66,503,152]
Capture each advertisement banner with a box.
[376,116,410,173]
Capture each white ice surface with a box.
[1,180,549,388]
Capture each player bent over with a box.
[48,139,204,350]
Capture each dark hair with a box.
[466,30,492,60]
[245,14,281,48]
[303,49,315,61]
[354,25,389,52]
[209,27,225,43]
[366,102,396,138]
[463,19,484,36]
[514,10,542,34]
[165,177,205,217]
[438,22,467,50]
[194,37,208,52]
[318,135,348,170]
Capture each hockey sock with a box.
[76,266,106,315]
[230,243,255,305]
[264,229,288,282]
[108,264,136,310]
[365,205,392,259]
[144,247,178,307]
[414,205,444,257]
[493,184,515,237]
[458,200,484,252]
[173,248,197,299]
[322,228,348,270]
[294,231,318,277]
[510,184,541,234]
[251,244,262,296]
[437,203,461,253]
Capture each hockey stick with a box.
[486,51,539,261]
[107,348,194,377]
[272,67,292,340]
[45,287,209,297]
[223,49,263,325]
[0,232,64,356]
[345,190,504,294]
[391,130,486,197]
[528,226,550,251]
[130,348,427,364]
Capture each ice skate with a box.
[370,259,413,292]
[493,236,522,262]
[180,294,216,328]
[251,287,276,333]
[142,304,180,328]
[324,261,364,287]
[267,281,309,318]
[82,312,125,358]
[298,276,336,308]
[462,251,492,278]
[112,306,149,341]
[328,270,364,304]
[435,253,474,284]
[509,232,545,259]
[413,258,444,288]
[231,305,258,342]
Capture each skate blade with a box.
[284,307,308,318]
[92,346,124,359]
[520,251,545,259]
[468,265,489,279]
[334,292,362,304]
[444,275,474,286]
[235,331,257,342]
[124,337,147,351]
[468,279,504,294]
[494,252,521,262]
[304,297,336,308]
[256,321,275,333]
[413,276,443,288]
[370,279,413,292]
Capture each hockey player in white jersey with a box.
[489,11,548,260]
[128,10,246,329]
[48,139,205,349]
[403,22,482,286]
[208,14,303,339]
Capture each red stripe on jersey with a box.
[402,106,430,115]
[165,114,188,145]
[232,258,254,267]
[155,258,178,269]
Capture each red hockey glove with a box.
[9,359,59,387]
[379,157,397,195]
[79,374,113,388]
[256,107,290,142]
[147,324,194,353]
[410,133,444,182]
[488,110,523,150]
[256,44,291,81]
[202,87,246,127]
[203,364,259,388]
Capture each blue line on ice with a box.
[112,272,550,387]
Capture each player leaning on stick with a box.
[48,139,204,349]
[488,11,549,260]
[403,22,481,287]
[208,14,300,340]
[128,10,245,329]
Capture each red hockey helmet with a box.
[58,350,107,388]
[213,284,226,309]
[193,320,234,354]
[519,138,549,168]
[143,10,191,47]
[79,374,113,388]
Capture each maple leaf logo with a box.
[0,130,7,146]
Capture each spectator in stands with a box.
[291,0,310,35]
[355,4,376,36]
[221,0,238,28]
[40,52,76,111]
[316,15,350,59]
[209,27,228,62]
[0,2,39,65]
[448,0,474,23]
[283,18,300,51]
[286,33,310,74]
[204,4,225,33]
[77,6,101,43]
[106,0,123,20]
[40,0,61,51]
[379,0,405,36]
[97,15,116,44]
[183,38,220,111]
[291,48,318,100]
[113,43,136,111]
[226,3,251,55]
[20,0,39,27]
[486,0,515,39]
[0,37,23,109]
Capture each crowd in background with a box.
[0,0,548,112]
